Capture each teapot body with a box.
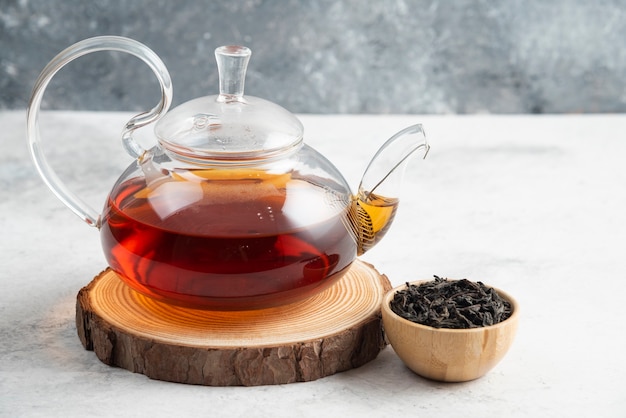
[100,145,357,309]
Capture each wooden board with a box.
[76,260,391,386]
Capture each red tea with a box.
[100,172,356,310]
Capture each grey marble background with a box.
[1,0,625,114]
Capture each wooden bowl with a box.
[381,281,519,382]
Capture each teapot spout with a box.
[349,124,429,255]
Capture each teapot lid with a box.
[155,45,303,161]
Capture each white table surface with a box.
[1,111,625,417]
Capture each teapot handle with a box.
[26,36,172,227]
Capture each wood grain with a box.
[76,259,391,386]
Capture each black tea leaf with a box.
[389,276,512,329]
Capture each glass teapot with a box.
[27,36,429,310]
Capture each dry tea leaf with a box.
[389,276,512,329]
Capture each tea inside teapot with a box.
[100,166,356,309]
